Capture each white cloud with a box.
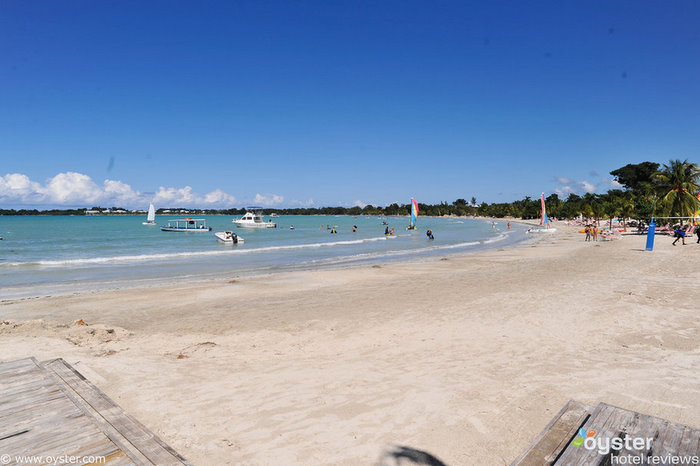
[0,172,238,208]
[45,172,103,204]
[579,181,596,193]
[554,185,576,196]
[601,177,623,189]
[352,200,367,208]
[0,173,44,203]
[253,193,284,206]
[204,189,236,205]
[153,186,197,205]
[554,177,598,196]
[289,198,315,207]
[103,179,141,204]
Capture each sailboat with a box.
[527,193,557,233]
[406,198,419,230]
[142,203,156,225]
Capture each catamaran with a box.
[527,193,557,233]
[142,203,156,225]
[406,198,419,230]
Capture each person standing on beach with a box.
[584,225,591,242]
[695,224,700,243]
[672,227,686,245]
[592,225,598,241]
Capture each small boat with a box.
[270,213,279,218]
[142,203,156,225]
[406,198,418,230]
[289,225,295,230]
[161,218,212,232]
[215,231,244,244]
[526,193,557,234]
[233,207,277,228]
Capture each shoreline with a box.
[0,217,535,302]
[1,222,697,464]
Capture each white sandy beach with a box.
[1,223,699,465]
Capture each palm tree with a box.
[654,159,700,220]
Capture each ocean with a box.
[0,214,529,299]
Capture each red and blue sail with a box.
[410,198,419,228]
[540,193,549,226]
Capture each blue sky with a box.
[1,0,699,208]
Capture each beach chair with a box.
[599,229,622,241]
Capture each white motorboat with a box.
[160,218,212,232]
[215,231,244,244]
[233,208,277,228]
[142,203,156,225]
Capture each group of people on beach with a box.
[585,222,700,245]
[583,224,598,242]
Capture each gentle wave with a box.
[0,234,502,269]
[0,236,394,268]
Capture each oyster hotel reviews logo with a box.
[571,428,653,455]
[570,428,700,464]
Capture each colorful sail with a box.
[540,193,549,226]
[409,198,419,228]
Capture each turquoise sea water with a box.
[0,215,529,299]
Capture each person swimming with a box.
[426,229,434,240]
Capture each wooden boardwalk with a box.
[512,400,700,466]
[0,357,190,465]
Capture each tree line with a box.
[2,159,698,223]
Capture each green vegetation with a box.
[653,159,700,219]
[2,160,698,223]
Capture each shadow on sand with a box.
[378,445,448,466]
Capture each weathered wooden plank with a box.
[651,420,685,460]
[0,357,189,465]
[40,361,155,465]
[554,403,700,465]
[43,358,190,465]
[0,358,131,464]
[677,427,700,457]
[0,357,39,374]
[510,400,594,466]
